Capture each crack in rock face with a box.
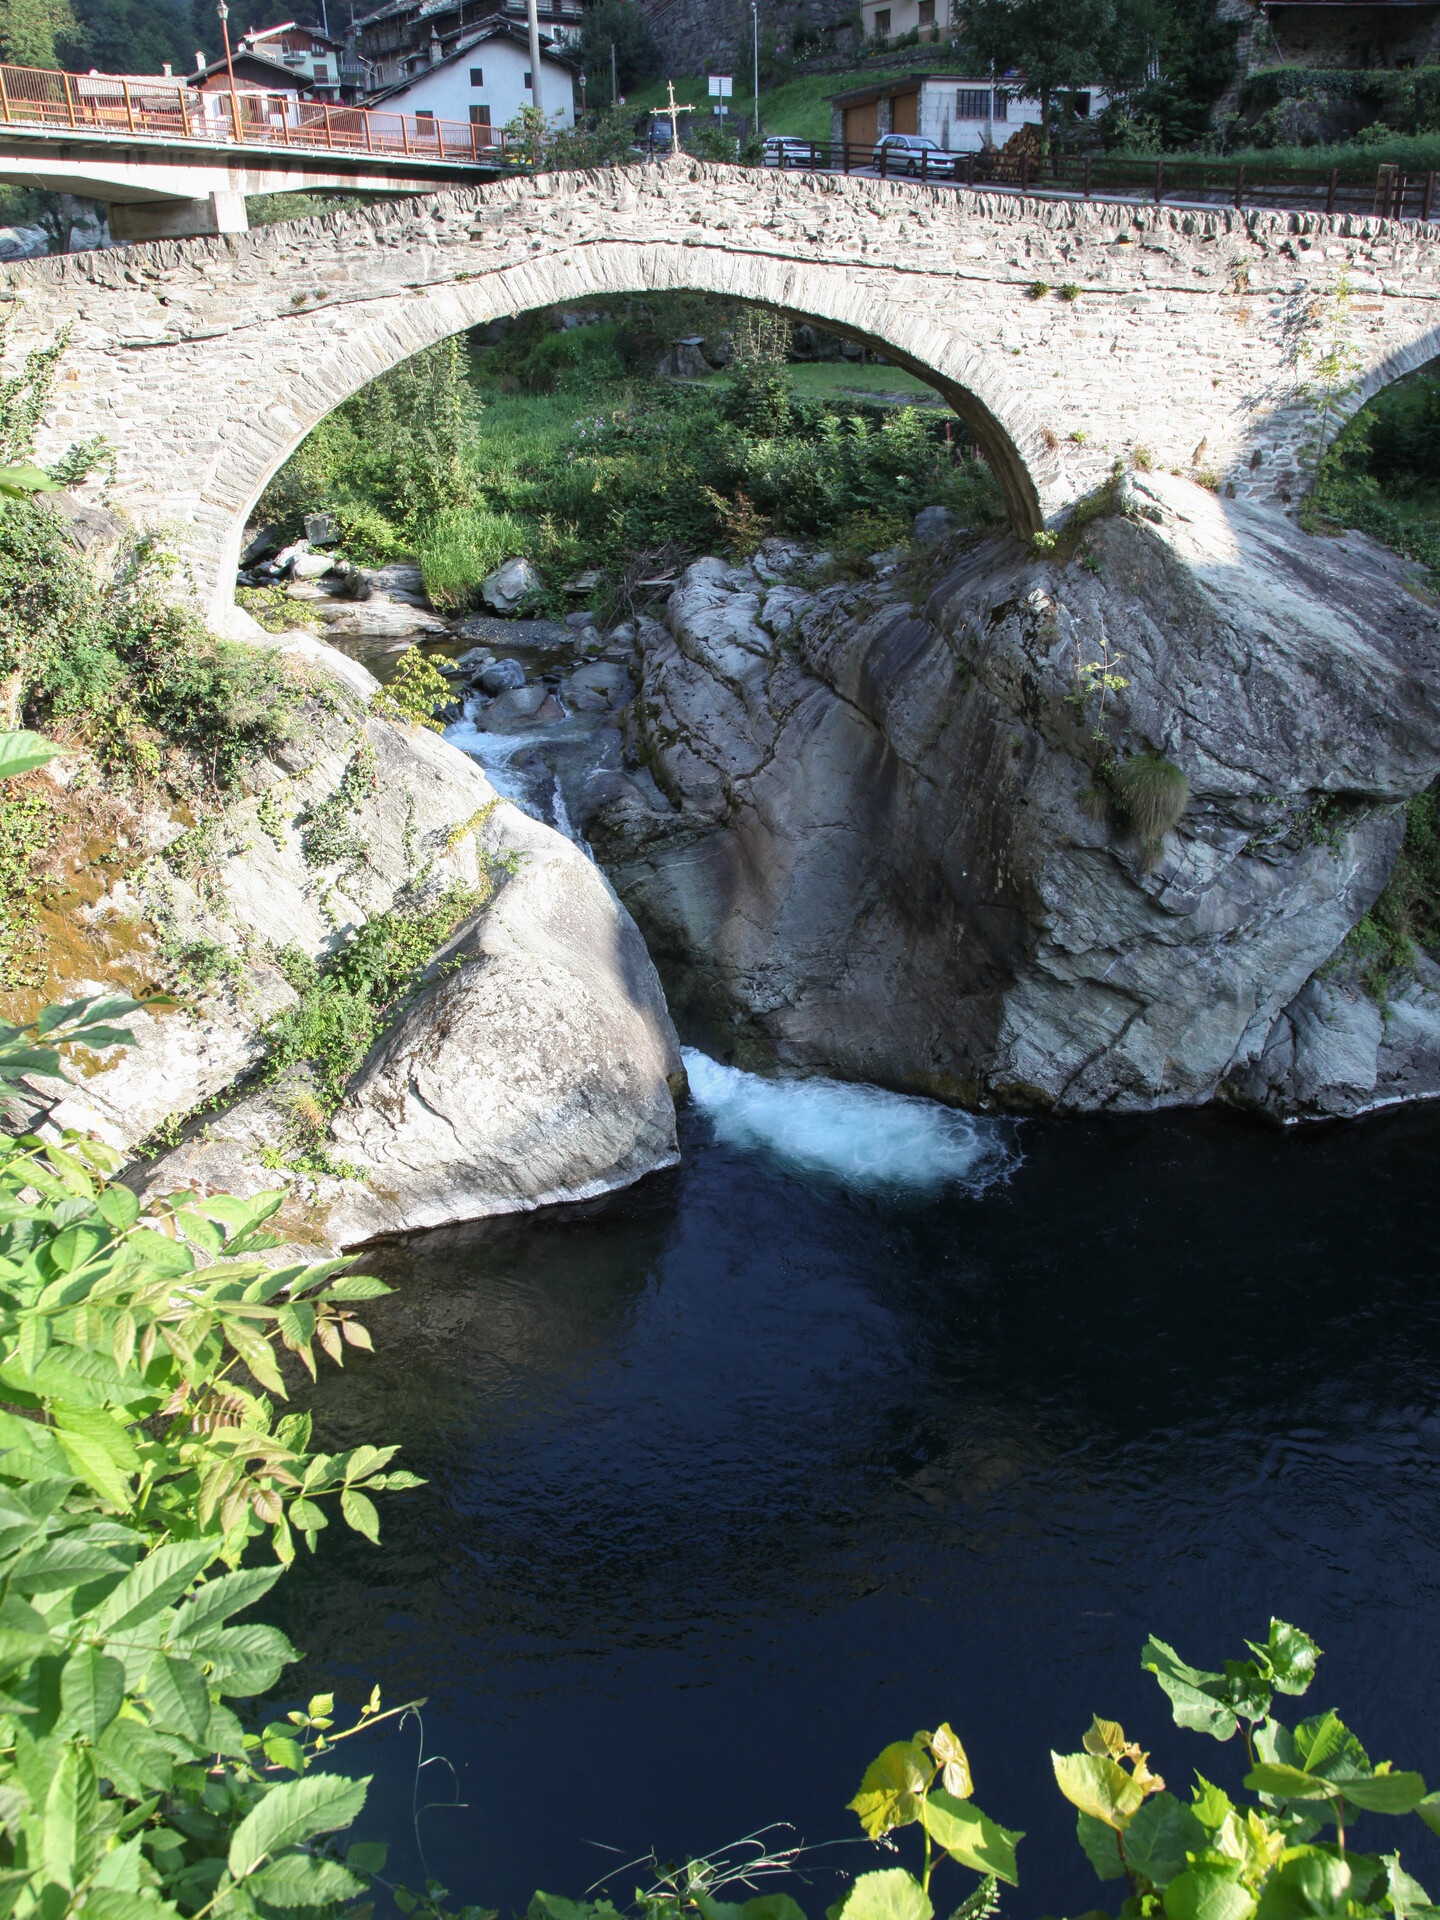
[590,476,1440,1117]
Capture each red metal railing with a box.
[0,59,524,166]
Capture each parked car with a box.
[762,135,817,169]
[871,133,956,177]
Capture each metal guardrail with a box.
[763,138,1440,220]
[0,59,528,166]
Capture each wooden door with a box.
[892,89,918,133]
[845,100,878,146]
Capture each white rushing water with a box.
[682,1048,1017,1194]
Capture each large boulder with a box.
[482,556,542,613]
[591,474,1440,1114]
[323,809,682,1238]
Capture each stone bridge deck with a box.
[3,159,1439,629]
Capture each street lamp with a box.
[579,69,586,121]
[216,0,245,144]
[751,0,760,138]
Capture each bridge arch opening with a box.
[214,233,1057,631]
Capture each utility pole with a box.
[526,0,544,130]
[752,0,760,138]
[610,39,617,104]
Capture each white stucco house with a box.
[365,18,576,139]
[829,71,1110,154]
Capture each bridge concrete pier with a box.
[107,188,248,241]
[2,161,1439,632]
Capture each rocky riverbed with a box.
[207,478,1440,1144]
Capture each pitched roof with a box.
[365,15,576,101]
[186,47,315,86]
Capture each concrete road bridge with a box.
[5,158,1440,631]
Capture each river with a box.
[268,1053,1440,1919]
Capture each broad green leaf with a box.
[202,1622,298,1696]
[1165,1868,1257,1920]
[227,1769,370,1878]
[1385,1853,1435,1920]
[848,1741,931,1838]
[246,1856,366,1906]
[1052,1751,1147,1830]
[176,1564,282,1637]
[341,1488,380,1542]
[529,1896,595,1920]
[81,1893,173,1920]
[698,1899,808,1920]
[145,1653,210,1744]
[60,1647,124,1743]
[1142,1637,1239,1742]
[1076,1810,1127,1882]
[829,1870,934,1920]
[263,1733,306,1772]
[1293,1711,1368,1778]
[52,1406,139,1509]
[1339,1772,1426,1815]
[1123,1790,1208,1890]
[347,1843,388,1876]
[1416,1793,1440,1840]
[95,1716,175,1797]
[1261,1622,1322,1697]
[1221,1661,1273,1723]
[1252,1850,1352,1920]
[95,1187,140,1232]
[0,466,61,503]
[1245,1766,1336,1803]
[7,1531,132,1594]
[930,1723,973,1799]
[0,730,60,780]
[94,1540,215,1635]
[920,1790,1021,1885]
[205,1703,247,1757]
[43,1742,99,1890]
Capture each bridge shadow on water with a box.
[259,1092,1440,1920]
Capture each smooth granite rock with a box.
[591,473,1440,1115]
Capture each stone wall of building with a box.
[4,160,1439,632]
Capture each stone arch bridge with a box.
[6,158,1440,631]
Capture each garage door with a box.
[892,90,918,134]
[845,101,878,145]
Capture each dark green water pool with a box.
[268,1072,1440,1919]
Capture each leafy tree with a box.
[575,0,658,103]
[0,0,84,72]
[953,0,1160,156]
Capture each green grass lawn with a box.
[784,362,947,402]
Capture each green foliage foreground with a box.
[1,978,1439,1920]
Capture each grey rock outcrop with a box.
[591,476,1440,1115]
[1225,952,1440,1120]
[482,556,542,613]
[40,632,682,1241]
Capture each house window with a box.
[956,88,989,117]
[415,107,435,121]
[470,65,483,82]
[873,7,890,33]
[470,102,490,123]
[1071,90,1091,115]
[524,68,533,86]
[993,88,1008,120]
[918,0,934,22]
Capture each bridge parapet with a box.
[3,162,1439,628]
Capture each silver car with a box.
[871,133,956,177]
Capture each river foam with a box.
[681,1048,1017,1193]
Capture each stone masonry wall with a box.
[3,159,1440,631]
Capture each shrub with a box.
[372,645,451,731]
[1111,753,1190,864]
[417,506,543,610]
[0,995,429,1920]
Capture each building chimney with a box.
[428,24,440,61]
[195,48,206,67]
[162,61,172,75]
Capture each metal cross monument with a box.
[651,80,695,151]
